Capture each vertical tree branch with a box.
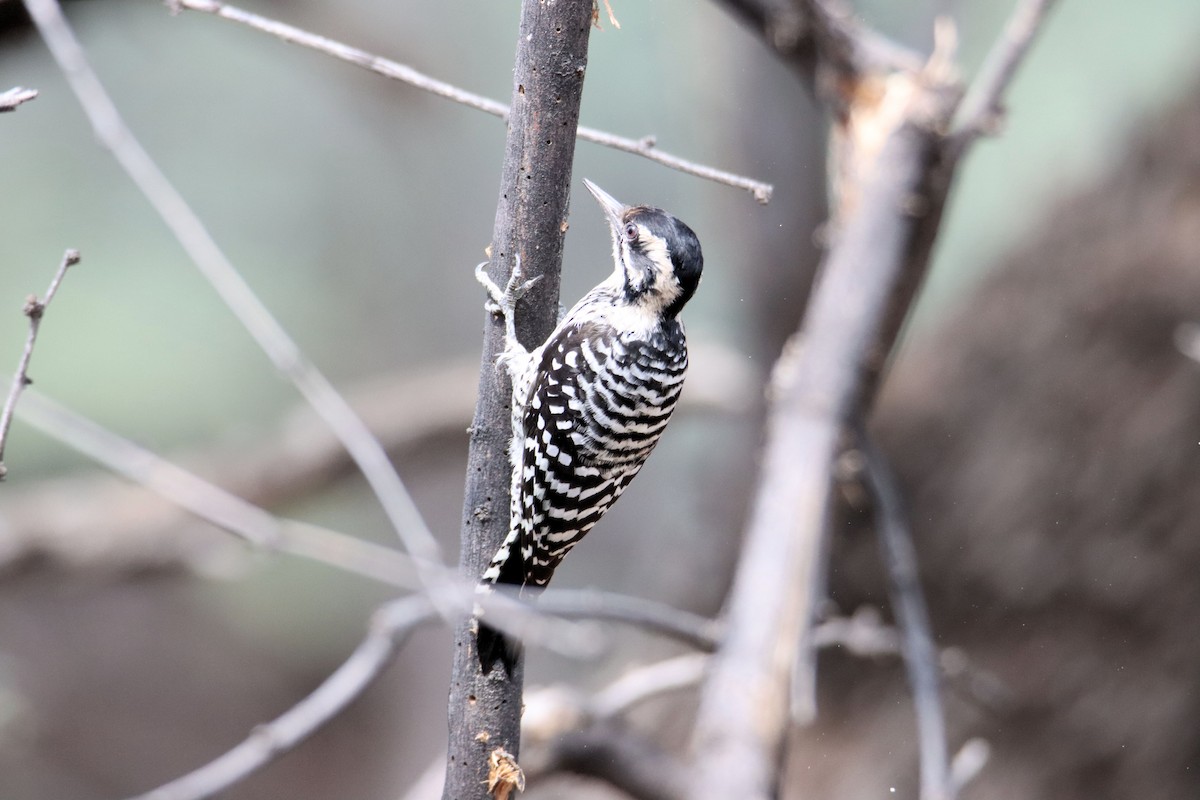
[443,2,594,798]
[687,93,958,800]
[688,3,1058,797]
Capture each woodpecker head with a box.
[584,179,703,321]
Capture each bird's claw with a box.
[475,261,506,314]
[476,255,539,371]
[476,255,542,321]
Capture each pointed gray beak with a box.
[583,179,627,231]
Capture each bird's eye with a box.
[624,223,639,241]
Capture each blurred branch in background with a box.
[405,608,956,800]
[949,0,1060,156]
[11,386,420,587]
[689,2,1058,799]
[1,344,749,573]
[166,0,774,203]
[0,248,78,480]
[13,380,723,658]
[10,365,740,799]
[20,0,446,584]
[533,590,721,653]
[118,586,730,800]
[124,595,440,800]
[858,432,950,800]
[0,85,38,111]
[406,656,706,800]
[715,0,921,102]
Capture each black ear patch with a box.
[666,223,703,288]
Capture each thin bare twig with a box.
[14,385,420,586]
[590,653,708,718]
[949,0,1060,154]
[168,0,507,115]
[473,589,721,664]
[124,595,438,800]
[167,0,773,203]
[21,0,444,580]
[860,432,951,800]
[0,248,79,479]
[524,653,708,742]
[0,86,39,112]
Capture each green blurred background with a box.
[5,0,1199,468]
[2,0,1200,797]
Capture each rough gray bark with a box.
[442,2,594,798]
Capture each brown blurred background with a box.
[2,1,1200,798]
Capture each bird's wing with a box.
[516,322,621,587]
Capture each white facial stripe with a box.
[625,223,681,310]
[636,223,673,280]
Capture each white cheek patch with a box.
[637,224,669,274]
[632,224,681,309]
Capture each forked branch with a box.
[688,2,1060,798]
[950,0,1060,154]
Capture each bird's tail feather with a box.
[476,620,521,676]
[476,528,526,676]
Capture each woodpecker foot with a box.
[475,261,505,316]
[476,255,541,319]
[476,255,541,357]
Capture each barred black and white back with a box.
[476,180,703,674]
